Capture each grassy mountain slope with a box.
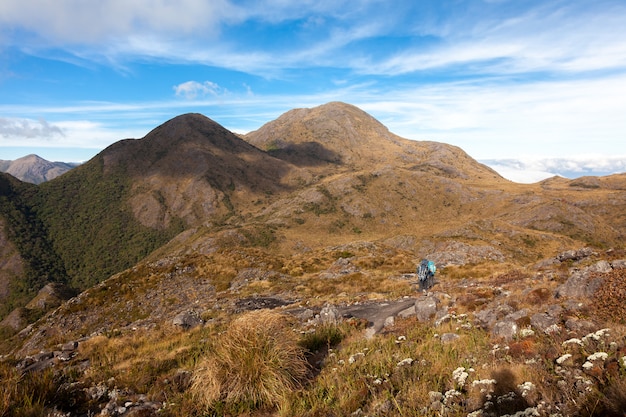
[31,113,303,292]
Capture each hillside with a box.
[0,154,77,184]
[1,102,626,416]
[1,103,625,323]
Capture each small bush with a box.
[191,310,309,413]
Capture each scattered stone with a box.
[319,304,341,325]
[441,333,460,344]
[172,310,203,330]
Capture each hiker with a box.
[417,259,436,292]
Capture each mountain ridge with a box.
[1,101,625,336]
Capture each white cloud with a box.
[482,156,626,183]
[0,117,65,139]
[173,81,224,100]
[0,0,241,44]
[352,73,626,160]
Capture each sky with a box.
[1,0,626,183]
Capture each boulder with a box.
[564,318,597,335]
[415,296,440,322]
[610,259,626,269]
[555,261,612,299]
[473,304,514,329]
[556,247,594,262]
[440,333,460,344]
[172,310,203,330]
[531,312,560,334]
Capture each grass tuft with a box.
[191,309,309,413]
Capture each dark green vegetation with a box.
[0,174,66,318]
[0,156,185,321]
[33,156,185,290]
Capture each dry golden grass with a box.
[191,310,309,413]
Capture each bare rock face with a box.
[26,282,75,311]
[0,307,30,331]
[319,304,341,325]
[555,261,613,299]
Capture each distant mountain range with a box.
[0,154,79,184]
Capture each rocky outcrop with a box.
[172,310,203,330]
[555,260,613,299]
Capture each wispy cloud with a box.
[173,81,225,100]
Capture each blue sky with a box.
[1,0,626,182]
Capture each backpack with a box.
[417,260,430,282]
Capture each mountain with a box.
[0,154,78,184]
[2,103,626,324]
[245,102,501,180]
[2,102,626,416]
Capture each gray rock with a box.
[506,309,529,322]
[172,310,203,330]
[319,304,341,324]
[440,333,460,344]
[493,320,518,340]
[554,263,609,299]
[610,259,626,269]
[62,341,78,351]
[564,318,597,334]
[557,247,594,262]
[531,312,560,334]
[587,260,612,273]
[415,296,440,322]
[474,304,515,328]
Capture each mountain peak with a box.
[244,102,398,168]
[0,154,76,184]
